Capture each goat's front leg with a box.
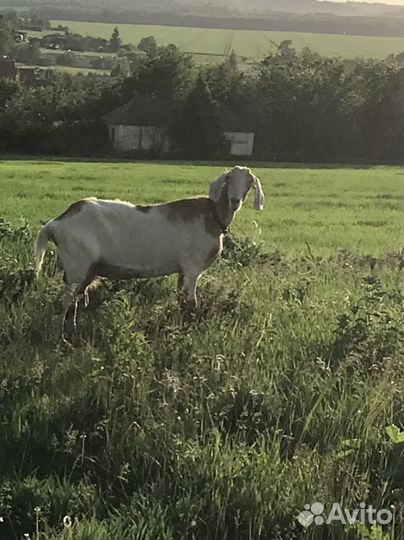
[180,272,200,321]
[72,290,89,330]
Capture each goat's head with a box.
[209,166,265,212]
[209,166,265,213]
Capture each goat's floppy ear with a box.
[253,175,265,210]
[209,173,227,202]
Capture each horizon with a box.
[327,0,403,4]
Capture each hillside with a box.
[2,0,402,17]
[51,20,404,59]
[1,1,403,37]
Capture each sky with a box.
[330,0,402,3]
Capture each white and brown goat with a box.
[35,166,265,340]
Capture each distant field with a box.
[53,19,403,60]
[52,65,110,75]
[40,48,114,58]
[0,5,26,12]
[1,161,402,256]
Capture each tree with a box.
[15,39,41,64]
[111,56,131,78]
[0,77,127,155]
[277,40,297,61]
[29,14,50,30]
[204,54,248,106]
[131,44,194,100]
[138,35,157,52]
[0,14,16,55]
[109,27,121,53]
[227,49,237,71]
[56,52,77,67]
[170,74,222,159]
[0,78,21,110]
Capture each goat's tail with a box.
[35,223,52,276]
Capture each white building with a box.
[102,96,174,154]
[219,109,255,156]
[103,96,255,156]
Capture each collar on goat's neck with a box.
[209,183,235,234]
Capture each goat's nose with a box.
[231,197,240,207]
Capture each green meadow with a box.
[0,160,402,540]
[1,161,402,255]
[51,20,404,61]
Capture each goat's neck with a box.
[213,185,235,229]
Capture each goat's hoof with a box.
[181,308,197,325]
[59,336,73,347]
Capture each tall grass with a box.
[0,162,402,539]
[0,222,402,539]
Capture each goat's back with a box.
[49,197,221,278]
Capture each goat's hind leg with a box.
[180,272,200,322]
[56,282,80,342]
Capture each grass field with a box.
[0,160,402,540]
[52,65,111,75]
[52,20,404,60]
[41,49,114,58]
[1,161,402,255]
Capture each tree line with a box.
[2,0,402,36]
[0,37,403,163]
[27,6,403,38]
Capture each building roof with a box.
[103,95,255,133]
[102,95,179,126]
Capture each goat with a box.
[35,165,265,340]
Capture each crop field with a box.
[0,160,403,539]
[52,20,404,60]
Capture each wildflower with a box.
[63,515,72,528]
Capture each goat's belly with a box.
[95,227,183,279]
[95,258,179,280]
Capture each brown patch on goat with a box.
[161,197,209,224]
[55,199,90,221]
[78,262,101,294]
[160,195,231,238]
